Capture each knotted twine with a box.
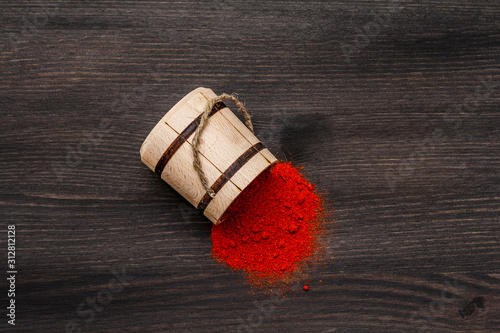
[192,93,254,198]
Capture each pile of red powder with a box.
[211,162,324,282]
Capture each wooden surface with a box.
[1,1,499,332]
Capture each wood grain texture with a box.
[0,0,499,332]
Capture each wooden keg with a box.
[140,87,278,224]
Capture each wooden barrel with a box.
[140,87,278,224]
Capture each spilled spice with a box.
[211,161,325,285]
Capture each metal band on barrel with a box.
[154,102,226,175]
[196,142,265,211]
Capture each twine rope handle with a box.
[192,93,254,198]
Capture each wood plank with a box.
[0,0,499,332]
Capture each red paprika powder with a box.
[211,162,324,282]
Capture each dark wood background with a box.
[1,1,499,332]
